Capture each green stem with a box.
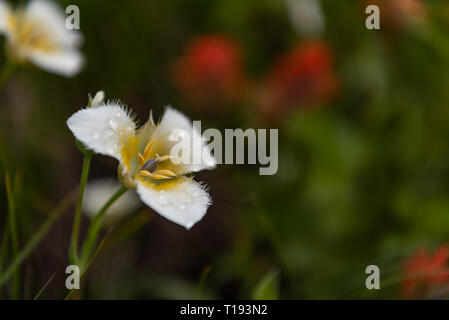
[0,222,9,299]
[33,272,57,300]
[0,60,15,90]
[65,226,114,300]
[0,189,76,289]
[196,265,212,300]
[5,173,20,299]
[79,186,128,270]
[0,223,9,271]
[69,153,92,264]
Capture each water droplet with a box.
[158,194,168,205]
[179,203,186,210]
[109,118,118,130]
[105,141,119,154]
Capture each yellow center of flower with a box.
[137,140,177,180]
[7,11,57,58]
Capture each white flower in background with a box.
[0,0,83,77]
[286,0,325,37]
[83,178,140,225]
[67,92,216,229]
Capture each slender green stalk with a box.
[0,189,76,289]
[196,265,212,300]
[0,60,15,89]
[79,186,128,270]
[0,223,9,299]
[5,173,20,299]
[69,153,92,264]
[33,272,57,300]
[65,227,114,300]
[0,221,10,274]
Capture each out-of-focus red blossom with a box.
[173,35,244,109]
[259,41,339,120]
[402,246,449,299]
[363,0,427,30]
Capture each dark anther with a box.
[142,158,159,173]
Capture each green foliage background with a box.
[1,0,449,299]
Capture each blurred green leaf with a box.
[252,270,280,300]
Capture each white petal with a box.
[136,177,211,230]
[0,1,10,34]
[28,49,84,77]
[83,178,140,224]
[25,0,82,47]
[67,104,136,163]
[90,91,105,107]
[152,106,216,174]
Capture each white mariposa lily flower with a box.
[67,93,216,229]
[0,0,83,77]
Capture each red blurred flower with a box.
[259,41,338,119]
[173,35,244,109]
[402,245,449,299]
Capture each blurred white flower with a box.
[83,178,140,224]
[67,92,216,229]
[0,0,84,77]
[286,0,325,37]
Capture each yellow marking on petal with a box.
[120,134,141,172]
[136,175,185,191]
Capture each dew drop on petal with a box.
[158,194,169,205]
[109,118,118,130]
[106,142,119,154]
[184,197,192,204]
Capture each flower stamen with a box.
[139,170,175,180]
[143,140,154,160]
[138,153,145,167]
[138,154,176,181]
[153,169,177,177]
[155,154,171,162]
